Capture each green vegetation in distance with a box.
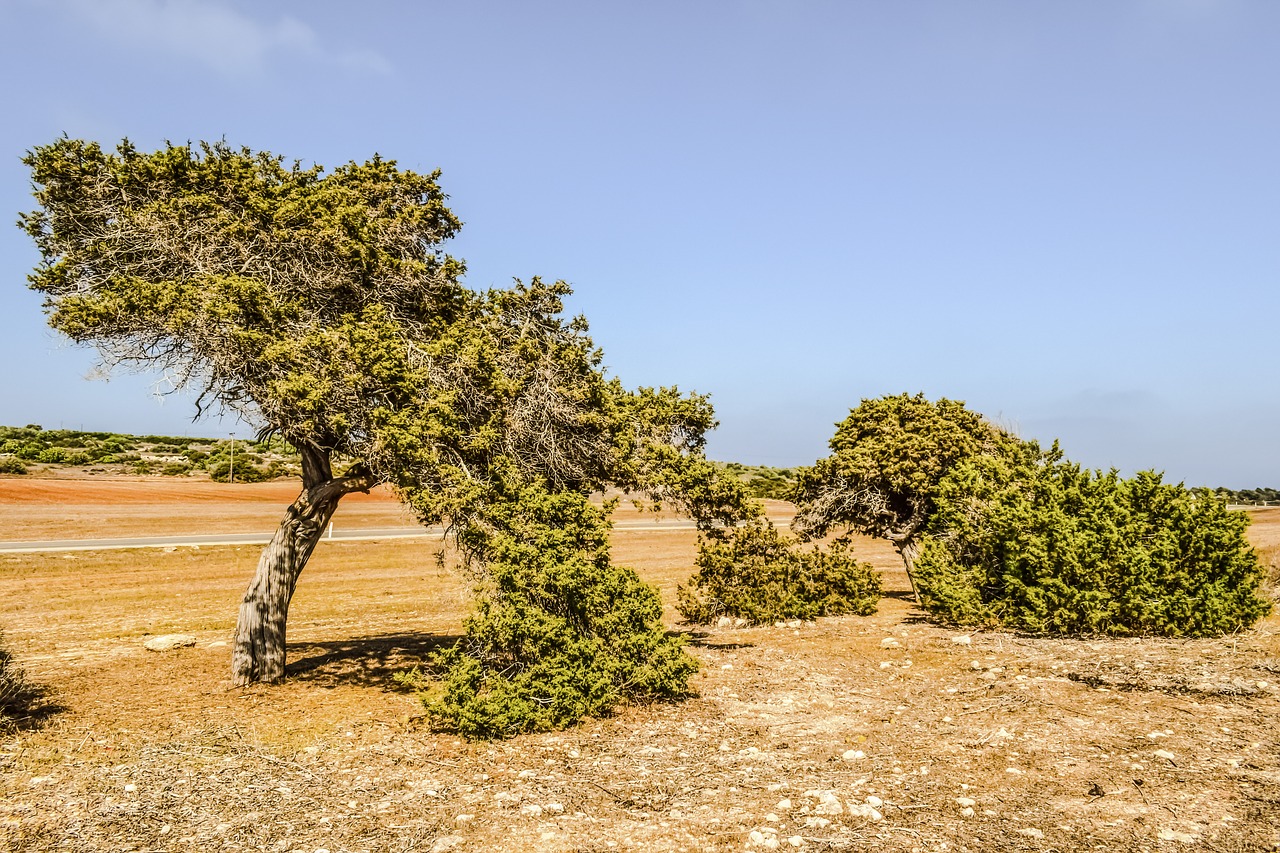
[0,424,300,481]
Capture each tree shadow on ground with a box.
[285,632,463,691]
[0,687,66,735]
[684,631,756,651]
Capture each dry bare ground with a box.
[1,477,1278,852]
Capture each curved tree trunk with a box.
[892,535,922,605]
[231,446,373,686]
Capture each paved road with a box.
[0,518,711,554]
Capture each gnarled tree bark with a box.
[231,445,375,686]
[890,533,922,605]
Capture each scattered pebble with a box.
[847,803,883,821]
[1018,828,1045,839]
[430,838,464,853]
[143,634,197,652]
[880,638,901,649]
[956,797,976,808]
[1154,749,1176,762]
[1158,829,1197,843]
[951,635,971,645]
[841,749,866,761]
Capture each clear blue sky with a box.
[1,0,1276,486]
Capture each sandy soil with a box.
[1,478,1277,852]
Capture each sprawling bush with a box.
[0,457,28,475]
[423,485,697,739]
[678,518,881,624]
[915,449,1272,637]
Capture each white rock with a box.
[951,635,972,645]
[520,804,543,817]
[776,798,792,811]
[1158,829,1197,843]
[841,749,866,761]
[717,616,733,627]
[750,830,765,844]
[544,802,564,814]
[865,795,883,808]
[956,797,976,808]
[454,814,474,823]
[144,634,197,651]
[1154,749,1176,762]
[803,817,830,829]
[970,660,984,670]
[766,813,779,822]
[123,783,137,793]
[429,838,464,853]
[1017,828,1045,839]
[961,807,975,817]
[207,640,228,649]
[787,838,804,848]
[880,637,901,649]
[848,803,883,821]
[813,792,843,815]
[517,769,537,779]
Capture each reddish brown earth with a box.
[1,477,1277,852]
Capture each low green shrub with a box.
[422,486,697,739]
[915,455,1272,637]
[0,457,27,475]
[677,518,882,624]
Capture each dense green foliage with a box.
[791,394,1016,544]
[789,394,1019,600]
[678,517,882,625]
[419,486,697,739]
[915,450,1271,636]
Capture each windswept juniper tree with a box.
[20,139,736,696]
[20,139,467,684]
[790,393,1018,600]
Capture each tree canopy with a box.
[790,393,1018,597]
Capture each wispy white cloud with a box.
[54,0,391,77]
